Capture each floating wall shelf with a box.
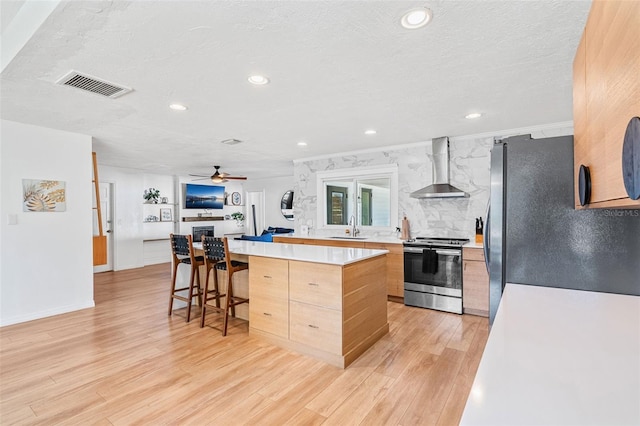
[181,216,226,222]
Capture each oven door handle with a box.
[404,247,425,253]
[403,247,461,256]
[434,249,461,256]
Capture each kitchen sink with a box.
[329,236,368,240]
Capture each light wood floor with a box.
[0,263,489,425]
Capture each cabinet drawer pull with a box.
[263,312,272,316]
[308,282,319,286]
[263,275,272,279]
[308,324,319,329]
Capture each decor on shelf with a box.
[231,191,242,205]
[144,215,159,222]
[22,179,66,212]
[143,188,160,203]
[160,208,172,222]
[161,197,169,204]
[231,212,245,226]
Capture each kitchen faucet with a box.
[348,215,359,236]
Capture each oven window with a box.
[404,251,462,290]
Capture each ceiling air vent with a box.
[55,70,133,99]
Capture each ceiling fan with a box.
[189,165,247,183]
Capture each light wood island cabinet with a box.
[193,240,388,367]
[272,236,404,298]
[248,256,289,338]
[288,261,343,355]
[248,254,388,368]
[462,246,489,317]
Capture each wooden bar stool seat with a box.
[200,236,249,335]
[168,234,204,322]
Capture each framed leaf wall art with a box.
[23,179,66,212]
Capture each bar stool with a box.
[168,234,204,322]
[200,236,249,336]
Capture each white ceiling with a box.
[0,0,591,179]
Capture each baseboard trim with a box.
[0,300,95,327]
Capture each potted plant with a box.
[230,212,245,226]
[143,188,160,204]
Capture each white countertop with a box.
[274,233,404,245]
[194,240,388,266]
[461,283,640,425]
[463,241,484,249]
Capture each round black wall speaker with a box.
[622,116,640,200]
[578,164,591,206]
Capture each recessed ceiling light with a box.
[465,113,482,119]
[401,7,433,29]
[169,103,188,111]
[297,141,308,147]
[248,75,270,85]
[364,129,377,135]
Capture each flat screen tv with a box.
[184,184,225,209]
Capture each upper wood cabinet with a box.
[573,0,640,209]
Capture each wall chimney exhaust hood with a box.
[410,137,470,199]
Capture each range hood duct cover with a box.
[410,136,470,199]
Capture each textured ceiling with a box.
[0,0,591,179]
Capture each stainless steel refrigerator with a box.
[484,134,640,324]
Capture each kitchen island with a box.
[272,234,405,298]
[461,283,640,425]
[193,240,389,368]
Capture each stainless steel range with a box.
[403,237,469,314]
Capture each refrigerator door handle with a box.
[483,203,490,273]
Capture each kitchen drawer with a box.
[289,261,342,310]
[249,256,289,298]
[290,301,342,354]
[463,246,485,262]
[250,296,289,338]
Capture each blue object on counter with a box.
[265,226,294,234]
[236,233,273,242]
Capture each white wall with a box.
[1,120,94,326]
[244,176,295,231]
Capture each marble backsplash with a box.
[293,136,493,240]
[292,123,573,240]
